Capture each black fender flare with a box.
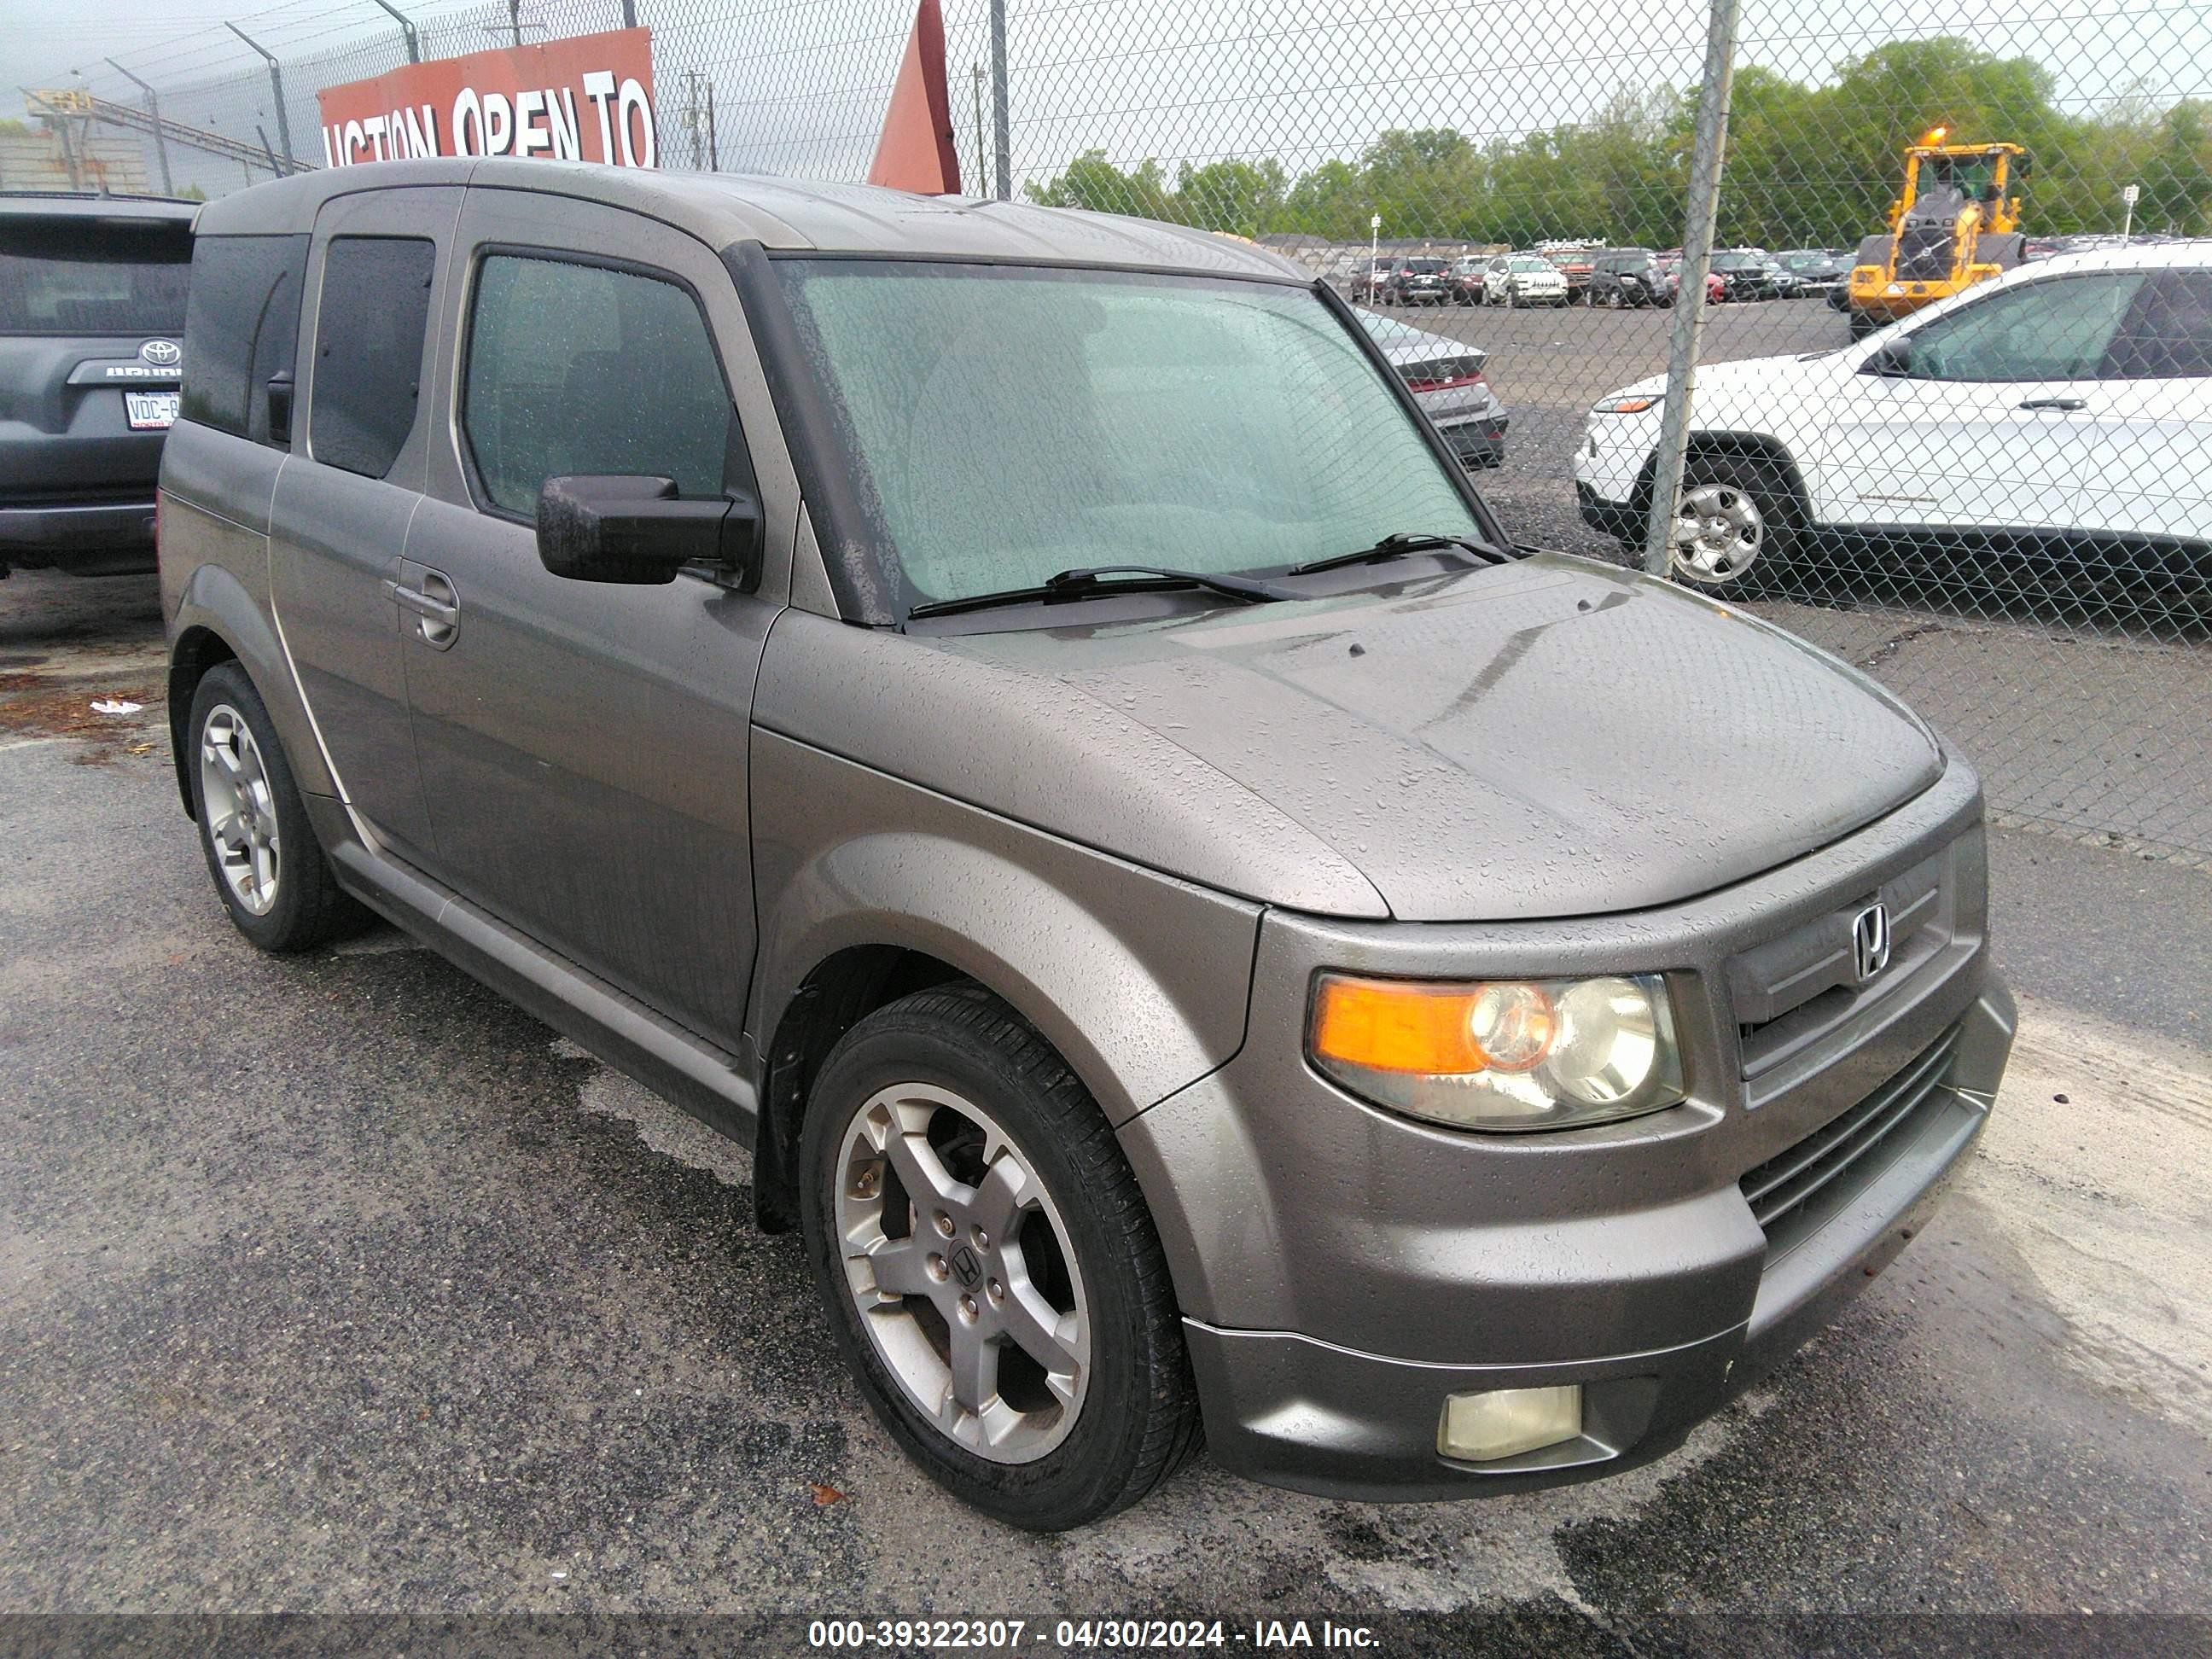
[166,559,335,818]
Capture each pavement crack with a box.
[1855,619,1947,670]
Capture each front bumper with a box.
[0,498,160,572]
[1120,767,2014,1499]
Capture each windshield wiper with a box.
[1284,531,1513,578]
[905,563,1296,621]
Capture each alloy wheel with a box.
[835,1081,1091,1463]
[1672,482,1765,584]
[199,703,281,915]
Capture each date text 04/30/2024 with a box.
[806,1619,1381,1649]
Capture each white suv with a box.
[1575,242,2212,593]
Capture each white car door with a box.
[2071,267,2212,546]
[1813,271,2149,538]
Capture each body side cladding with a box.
[165,553,335,815]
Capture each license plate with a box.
[125,390,179,431]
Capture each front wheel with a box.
[1668,455,1802,594]
[799,985,1200,1531]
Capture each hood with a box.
[899,556,1943,922]
[1596,346,1860,420]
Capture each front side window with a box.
[777,261,1480,608]
[311,236,435,479]
[1906,272,2146,383]
[463,253,731,518]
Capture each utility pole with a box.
[706,79,717,172]
[106,59,172,194]
[1640,0,1739,578]
[683,70,701,170]
[509,0,524,49]
[971,65,987,196]
[224,23,298,174]
[988,0,1010,200]
[367,0,421,64]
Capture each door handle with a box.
[387,569,459,649]
[2017,397,2087,411]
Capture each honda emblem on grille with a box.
[1852,903,1891,982]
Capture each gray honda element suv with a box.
[160,160,2016,1531]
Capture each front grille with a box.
[1729,842,1955,1080]
[1739,1023,1961,1248]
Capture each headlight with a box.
[1590,393,1662,415]
[1308,972,1685,1132]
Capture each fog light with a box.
[1438,1385,1583,1462]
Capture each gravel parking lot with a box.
[3,568,2209,1654]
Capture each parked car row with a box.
[1355,244,1857,310]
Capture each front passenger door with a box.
[399,195,793,1049]
[1816,271,2145,536]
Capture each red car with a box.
[1656,254,1726,306]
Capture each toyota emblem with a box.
[140,339,182,366]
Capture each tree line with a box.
[1025,38,2212,251]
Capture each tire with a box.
[187,661,374,952]
[1668,452,1804,596]
[798,984,1200,1531]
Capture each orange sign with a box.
[316,28,659,170]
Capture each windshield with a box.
[0,217,192,335]
[1507,257,1551,273]
[777,261,1481,610]
[1404,259,1447,274]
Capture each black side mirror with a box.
[535,474,762,588]
[1862,337,1913,377]
[265,370,294,446]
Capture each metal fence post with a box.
[105,59,172,194]
[989,0,1010,201]
[1640,0,1741,577]
[367,0,422,65]
[224,22,298,174]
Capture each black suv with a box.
[0,193,196,578]
[1587,249,1671,308]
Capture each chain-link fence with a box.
[41,0,2212,864]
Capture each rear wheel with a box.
[799,985,1200,1531]
[188,661,374,952]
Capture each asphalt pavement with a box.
[2,566,2209,1656]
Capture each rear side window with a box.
[2107,269,2212,380]
[311,236,436,480]
[181,234,306,443]
[0,215,191,335]
[462,253,731,518]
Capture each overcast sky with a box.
[6,0,2207,195]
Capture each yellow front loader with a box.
[1845,133,2028,338]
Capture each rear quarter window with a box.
[0,215,191,335]
[181,234,308,443]
[310,236,436,480]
